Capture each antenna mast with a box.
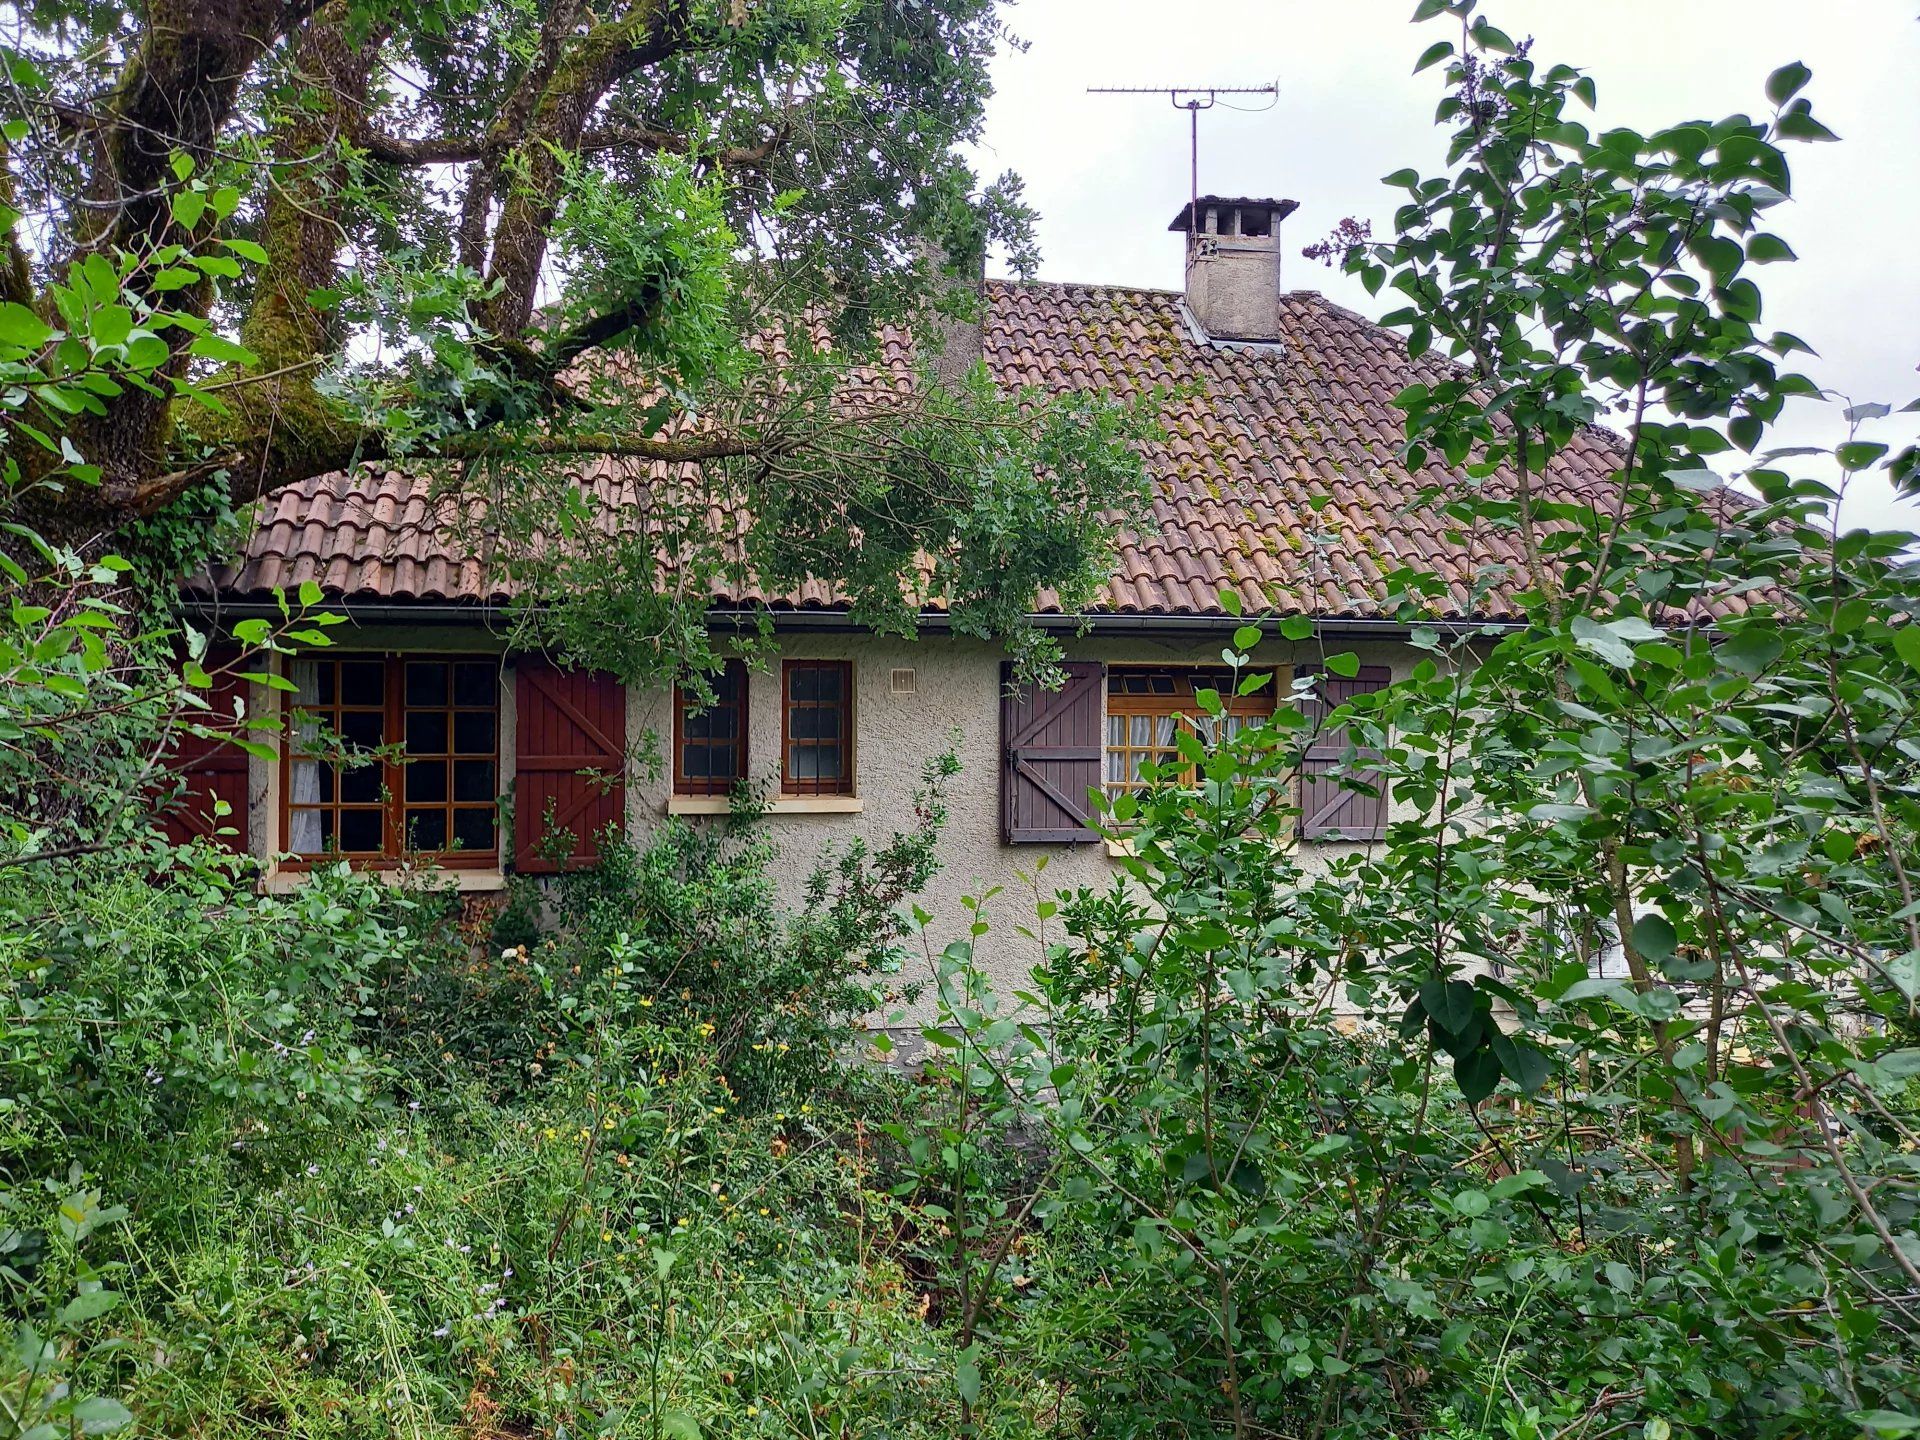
[1086,83,1279,236]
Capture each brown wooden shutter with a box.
[158,646,252,854]
[513,658,627,873]
[1299,664,1391,841]
[1001,660,1104,844]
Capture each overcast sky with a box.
[970,1,1919,533]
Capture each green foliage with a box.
[888,11,1920,1437]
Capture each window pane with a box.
[406,710,449,755]
[790,666,818,703]
[289,808,325,853]
[452,808,495,853]
[405,760,448,803]
[290,759,324,806]
[339,762,382,805]
[404,809,447,852]
[713,664,743,705]
[791,706,829,740]
[683,744,714,779]
[341,710,384,750]
[292,659,324,706]
[453,662,495,707]
[338,809,382,853]
[453,760,495,802]
[453,711,495,755]
[340,662,384,707]
[790,743,838,780]
[405,662,448,707]
[1130,714,1152,746]
[812,665,842,702]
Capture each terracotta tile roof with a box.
[199,280,1747,621]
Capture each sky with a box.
[970,1,1920,533]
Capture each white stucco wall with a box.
[621,629,1424,1014]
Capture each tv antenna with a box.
[1086,83,1280,236]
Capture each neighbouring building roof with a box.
[197,279,1745,623]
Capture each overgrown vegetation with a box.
[2,2,1918,1437]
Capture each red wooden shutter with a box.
[1001,660,1104,844]
[1299,665,1391,841]
[159,645,252,854]
[513,658,627,873]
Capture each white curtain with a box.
[287,660,325,853]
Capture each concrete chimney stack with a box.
[1169,196,1299,343]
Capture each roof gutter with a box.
[180,595,1526,639]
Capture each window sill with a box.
[264,863,508,893]
[665,794,864,816]
[1103,836,1136,859]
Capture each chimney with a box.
[1169,195,1299,343]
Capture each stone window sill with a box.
[666,794,863,816]
[263,864,508,893]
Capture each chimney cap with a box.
[1167,196,1299,233]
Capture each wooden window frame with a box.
[281,653,503,869]
[780,660,855,796]
[1104,665,1275,800]
[673,660,749,796]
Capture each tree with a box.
[0,0,1147,675]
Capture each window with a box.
[1104,667,1273,800]
[781,660,853,795]
[674,661,748,796]
[286,655,501,863]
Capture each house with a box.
[173,195,1645,994]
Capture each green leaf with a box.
[221,237,269,264]
[1324,651,1360,678]
[956,1349,981,1406]
[1279,617,1313,641]
[170,188,207,231]
[1490,1032,1552,1093]
[1850,1412,1920,1438]
[1232,624,1262,653]
[1747,233,1796,263]
[0,301,53,350]
[1765,61,1812,107]
[189,333,257,367]
[1777,105,1839,142]
[1455,1045,1501,1106]
[1216,586,1242,616]
[1419,978,1477,1036]
[660,1411,702,1440]
[1630,913,1677,963]
[1413,41,1452,74]
[1720,626,1783,675]
[1451,1188,1489,1218]
[68,1396,133,1436]
[57,1290,121,1327]
[1837,441,1888,472]
[91,304,133,348]
[1892,625,1920,673]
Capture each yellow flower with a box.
[601,1230,612,1242]
[747,1407,759,1418]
